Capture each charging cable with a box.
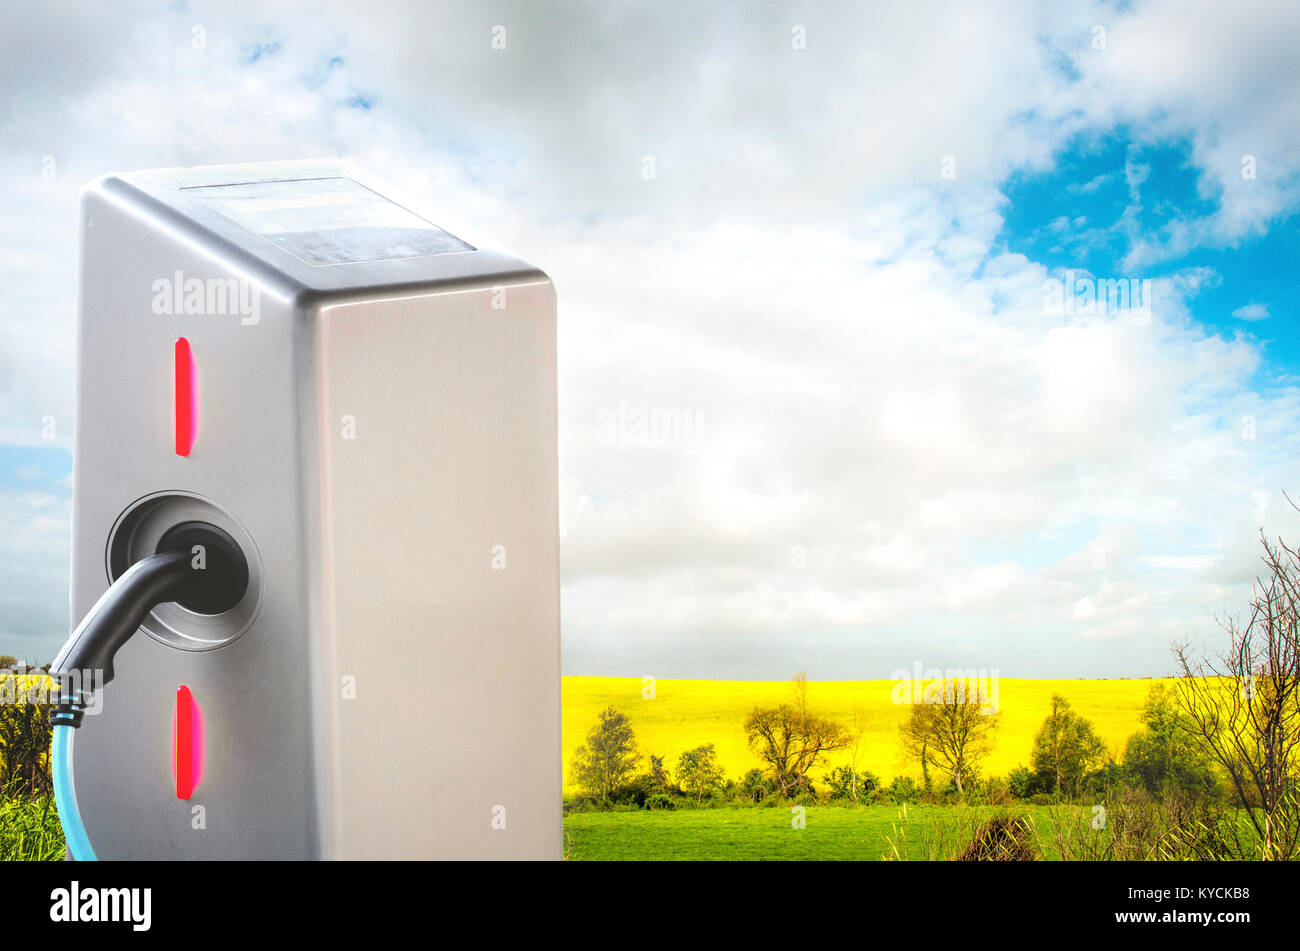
[49,523,248,860]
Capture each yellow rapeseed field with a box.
[562,676,1175,792]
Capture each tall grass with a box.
[0,789,64,861]
[0,673,63,860]
[884,802,1042,860]
[1048,790,1283,861]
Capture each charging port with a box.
[155,521,249,615]
[105,491,262,650]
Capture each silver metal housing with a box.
[71,160,560,859]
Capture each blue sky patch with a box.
[0,445,72,492]
[999,129,1300,374]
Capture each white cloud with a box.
[1,0,1298,674]
[0,486,71,655]
[1067,0,1300,261]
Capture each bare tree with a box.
[792,670,810,717]
[899,678,999,796]
[1174,517,1300,860]
[846,703,870,802]
[744,674,849,796]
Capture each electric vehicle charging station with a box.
[52,160,561,860]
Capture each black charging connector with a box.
[50,521,248,727]
[155,521,249,615]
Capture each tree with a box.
[677,744,724,803]
[646,754,671,788]
[1123,683,1218,799]
[745,675,849,796]
[569,705,641,801]
[844,702,870,802]
[1006,766,1037,800]
[899,678,999,796]
[1029,694,1106,798]
[0,655,18,670]
[1173,516,1300,860]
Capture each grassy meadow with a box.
[564,804,1070,861]
[562,675,1173,792]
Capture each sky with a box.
[1,0,1298,679]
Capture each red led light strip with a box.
[174,685,196,800]
[174,337,194,456]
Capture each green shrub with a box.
[1082,760,1138,800]
[975,775,1012,805]
[885,776,919,804]
[564,795,599,814]
[790,787,821,807]
[1006,766,1037,799]
[860,770,884,801]
[737,768,775,804]
[644,792,676,811]
[824,766,883,803]
[608,775,659,807]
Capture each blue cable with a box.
[49,538,240,862]
[52,724,98,861]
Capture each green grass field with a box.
[564,804,1070,861]
[0,797,63,861]
[563,675,1171,792]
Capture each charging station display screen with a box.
[184,177,474,266]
